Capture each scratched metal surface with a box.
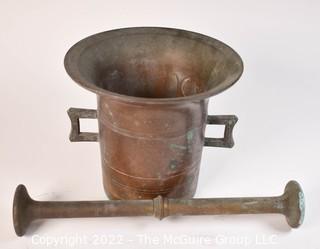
[64,27,242,199]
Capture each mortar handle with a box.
[204,115,238,148]
[67,108,98,142]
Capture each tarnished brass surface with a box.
[13,181,305,236]
[64,27,243,199]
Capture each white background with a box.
[1,0,319,248]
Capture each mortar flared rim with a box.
[64,27,243,104]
